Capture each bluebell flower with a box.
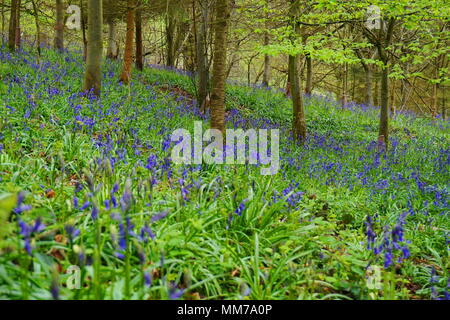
[144,272,153,287]
[151,210,170,223]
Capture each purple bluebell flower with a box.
[144,272,153,287]
[151,210,170,223]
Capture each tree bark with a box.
[341,62,349,107]
[55,0,64,51]
[165,4,176,67]
[83,0,103,97]
[210,0,230,134]
[135,6,143,71]
[106,18,118,59]
[8,0,18,51]
[31,0,41,57]
[15,0,21,48]
[305,53,313,95]
[262,8,271,87]
[364,64,374,106]
[197,0,209,111]
[289,0,306,143]
[80,0,87,60]
[120,0,136,84]
[376,18,395,147]
[1,0,4,45]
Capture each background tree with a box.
[83,0,103,96]
[54,0,64,51]
[120,0,136,84]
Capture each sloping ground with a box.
[0,46,448,300]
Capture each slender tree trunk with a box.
[390,79,396,116]
[341,62,348,107]
[197,0,209,111]
[263,52,270,87]
[210,0,230,134]
[376,18,395,147]
[374,71,379,107]
[432,83,439,118]
[106,18,118,59]
[80,0,87,61]
[442,87,446,120]
[262,0,271,86]
[305,53,313,95]
[378,55,389,146]
[289,0,306,143]
[8,0,18,51]
[184,20,196,72]
[55,0,64,51]
[165,4,176,67]
[15,0,21,48]
[135,6,143,71]
[83,0,103,97]
[432,62,439,118]
[120,0,136,84]
[289,55,306,143]
[31,0,41,57]
[363,64,374,106]
[1,0,4,45]
[262,26,271,86]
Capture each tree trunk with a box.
[31,0,41,57]
[390,79,396,116]
[442,86,447,120]
[197,0,209,111]
[305,53,313,95]
[1,0,4,45]
[432,83,439,118]
[106,18,118,59]
[55,0,64,51]
[135,6,143,71]
[165,5,176,67]
[262,31,271,87]
[120,0,136,84]
[289,55,306,143]
[184,26,196,72]
[376,18,395,147]
[15,0,21,48]
[210,0,230,134]
[8,0,18,51]
[432,62,439,118]
[80,0,88,60]
[83,0,103,97]
[341,62,348,107]
[364,64,374,106]
[289,0,306,143]
[378,56,389,146]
